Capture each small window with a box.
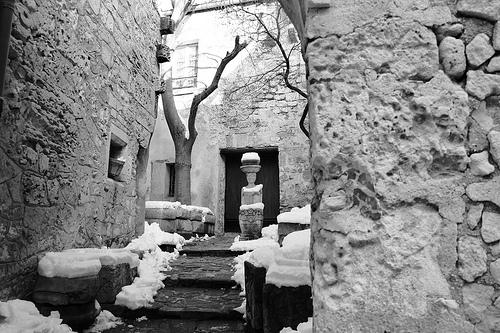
[172,42,198,89]
[108,132,127,180]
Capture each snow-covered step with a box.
[163,255,237,288]
[103,287,243,320]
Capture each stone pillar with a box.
[281,0,500,331]
[239,152,264,240]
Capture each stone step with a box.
[103,287,244,321]
[163,255,237,289]
[102,318,245,333]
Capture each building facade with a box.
[0,0,158,299]
[148,1,313,234]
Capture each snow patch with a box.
[0,299,74,333]
[277,205,311,224]
[241,152,260,163]
[280,317,312,333]
[240,202,265,210]
[83,309,122,333]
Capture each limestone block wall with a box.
[289,0,500,331]
[1,0,158,299]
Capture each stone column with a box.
[239,152,264,240]
[280,0,500,331]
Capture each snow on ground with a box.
[116,222,182,310]
[0,299,74,333]
[280,317,313,333]
[277,204,310,224]
[83,309,122,333]
[0,222,185,332]
[229,224,279,252]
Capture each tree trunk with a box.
[174,140,194,205]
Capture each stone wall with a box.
[0,0,158,299]
[278,0,500,331]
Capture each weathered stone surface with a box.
[458,236,487,282]
[486,56,500,73]
[245,261,266,332]
[2,0,158,298]
[482,211,500,243]
[466,203,484,230]
[36,300,100,331]
[97,264,136,304]
[488,130,500,166]
[467,178,500,207]
[457,0,500,22]
[435,23,464,43]
[466,70,500,100]
[439,37,466,78]
[32,275,99,305]
[262,283,312,333]
[494,22,500,51]
[490,259,500,284]
[462,283,494,324]
[469,151,495,176]
[145,207,177,220]
[466,33,495,67]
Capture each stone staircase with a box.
[102,234,246,333]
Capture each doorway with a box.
[222,148,280,232]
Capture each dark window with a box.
[172,43,198,89]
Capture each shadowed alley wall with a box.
[0,0,158,299]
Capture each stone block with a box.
[36,300,100,332]
[32,275,99,306]
[466,70,500,100]
[176,219,192,233]
[439,37,466,78]
[176,206,190,219]
[457,0,500,22]
[204,222,215,236]
[189,208,204,221]
[145,207,177,220]
[278,223,309,245]
[494,22,500,51]
[97,263,137,304]
[486,56,500,73]
[262,283,313,333]
[245,261,267,333]
[469,151,495,176]
[192,220,205,234]
[205,214,216,224]
[466,33,495,67]
[158,219,176,233]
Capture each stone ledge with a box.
[145,201,215,236]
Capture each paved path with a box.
[102,234,246,333]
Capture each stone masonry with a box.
[1,0,158,299]
[281,0,500,332]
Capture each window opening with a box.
[108,133,127,179]
[167,163,175,197]
[172,42,199,89]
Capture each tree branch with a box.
[187,36,248,143]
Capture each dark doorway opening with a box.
[221,148,280,233]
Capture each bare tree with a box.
[160,36,247,204]
[223,0,309,136]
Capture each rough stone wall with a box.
[1,0,158,299]
[300,0,500,331]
